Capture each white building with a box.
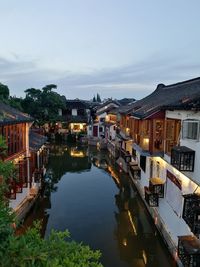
[123,78,200,266]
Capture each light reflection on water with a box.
[22,144,175,267]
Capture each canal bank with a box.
[21,144,175,267]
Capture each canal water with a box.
[22,144,175,267]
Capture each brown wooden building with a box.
[0,101,33,200]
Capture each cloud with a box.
[0,54,200,100]
[56,55,200,99]
[0,56,65,96]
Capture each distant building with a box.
[61,99,92,134]
[87,99,120,139]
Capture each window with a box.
[182,120,199,140]
[99,127,103,132]
[140,155,146,172]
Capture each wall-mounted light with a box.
[143,138,149,145]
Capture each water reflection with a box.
[114,186,159,266]
[21,144,175,267]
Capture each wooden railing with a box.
[144,186,159,207]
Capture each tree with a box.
[0,83,9,101]
[0,137,103,267]
[0,226,102,266]
[22,85,66,125]
[24,88,41,101]
[0,135,8,160]
[9,96,23,111]
[42,84,57,94]
[96,93,101,103]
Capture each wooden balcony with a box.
[171,146,195,172]
[183,194,200,235]
[120,149,131,163]
[130,163,141,180]
[149,177,165,198]
[178,235,200,267]
[144,186,159,207]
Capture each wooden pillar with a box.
[149,120,154,153]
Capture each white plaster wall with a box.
[166,110,200,121]
[166,110,200,185]
[72,109,77,116]
[135,151,150,189]
[9,188,29,210]
[87,125,92,136]
[98,125,104,138]
[181,139,200,184]
[98,112,106,121]
[94,113,106,138]
[152,156,199,195]
[109,125,116,140]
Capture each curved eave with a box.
[0,118,33,126]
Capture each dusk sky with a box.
[0,0,200,100]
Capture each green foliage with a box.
[22,84,66,125]
[42,84,57,94]
[24,88,41,101]
[0,135,7,159]
[0,83,9,101]
[0,198,15,246]
[0,136,16,196]
[0,160,15,181]
[1,223,102,267]
[0,198,102,267]
[93,95,96,102]
[8,96,24,111]
[96,93,101,103]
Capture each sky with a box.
[0,0,200,100]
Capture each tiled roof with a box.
[107,107,118,115]
[130,77,200,118]
[29,131,47,151]
[117,98,136,106]
[66,115,88,123]
[65,99,89,109]
[0,101,33,125]
[96,106,118,115]
[99,99,120,109]
[118,101,139,114]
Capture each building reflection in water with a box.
[114,184,159,267]
[104,156,167,267]
[19,144,91,236]
[19,145,175,267]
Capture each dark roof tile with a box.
[130,77,200,118]
[29,131,47,151]
[0,101,33,125]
